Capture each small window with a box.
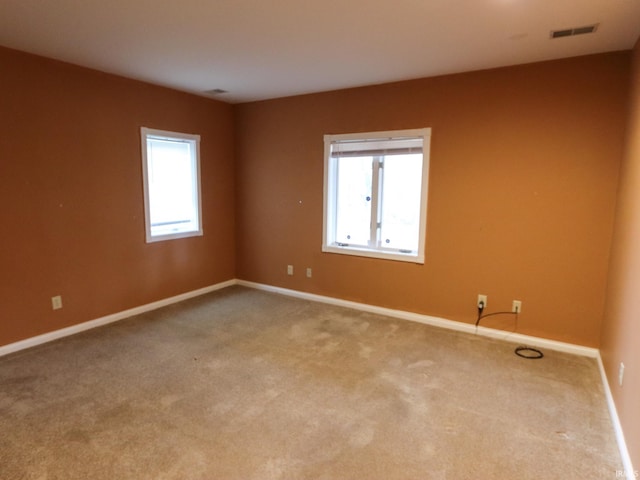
[323,128,430,263]
[141,127,202,243]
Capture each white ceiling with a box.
[1,0,639,104]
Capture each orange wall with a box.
[0,47,236,346]
[601,38,640,470]
[235,53,629,347]
[1,42,636,462]
[0,46,632,352]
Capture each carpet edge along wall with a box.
[0,46,631,351]
[235,51,629,348]
[0,46,236,347]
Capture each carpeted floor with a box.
[0,286,622,479]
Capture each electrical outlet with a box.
[287,265,294,276]
[512,300,522,313]
[51,295,63,310]
[619,362,625,387]
[306,268,312,278]
[477,294,487,309]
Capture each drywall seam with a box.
[597,353,636,480]
[237,280,599,358]
[0,279,236,357]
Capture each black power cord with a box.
[474,303,543,359]
[475,301,516,329]
[475,310,517,328]
[515,346,544,359]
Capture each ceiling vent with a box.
[551,24,598,39]
[204,88,228,96]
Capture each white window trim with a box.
[141,127,203,243]
[322,128,430,264]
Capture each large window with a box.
[141,127,202,243]
[323,128,430,263]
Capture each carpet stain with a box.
[0,287,623,480]
[349,423,375,447]
[1,375,39,386]
[407,359,435,369]
[258,456,298,479]
[378,370,431,418]
[98,402,135,425]
[385,324,400,338]
[288,324,306,340]
[211,401,233,415]
[265,388,280,400]
[206,358,228,370]
[358,342,374,359]
[241,404,265,421]
[388,357,403,368]
[160,394,182,409]
[421,442,436,456]
[64,429,92,444]
[319,340,340,354]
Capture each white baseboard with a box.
[240,280,635,473]
[2,277,631,474]
[2,278,597,359]
[0,279,236,358]
[597,354,637,480]
[237,280,599,358]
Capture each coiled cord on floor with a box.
[475,308,544,359]
[514,346,544,359]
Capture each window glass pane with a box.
[147,137,198,236]
[335,156,372,246]
[323,128,429,263]
[380,154,423,251]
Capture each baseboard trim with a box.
[239,280,637,471]
[597,354,636,480]
[1,277,632,472]
[1,277,600,360]
[3,278,598,360]
[237,280,599,358]
[0,279,236,358]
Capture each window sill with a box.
[322,244,424,264]
[146,229,203,243]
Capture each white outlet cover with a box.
[477,295,487,308]
[619,362,625,387]
[51,295,63,310]
[512,300,522,313]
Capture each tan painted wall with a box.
[1,41,636,464]
[235,53,629,347]
[601,39,640,471]
[0,47,236,347]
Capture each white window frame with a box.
[141,127,203,243]
[322,128,430,264]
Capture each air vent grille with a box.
[551,24,598,39]
[204,88,228,95]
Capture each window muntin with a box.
[323,128,430,263]
[141,127,202,243]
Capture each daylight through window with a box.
[323,128,430,263]
[141,127,202,243]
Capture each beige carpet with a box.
[0,286,622,479]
